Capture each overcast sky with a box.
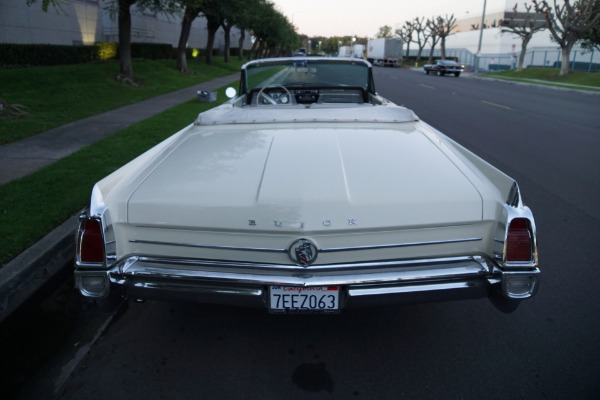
[270,0,510,37]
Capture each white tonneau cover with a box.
[195,102,419,126]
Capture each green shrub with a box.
[97,42,118,60]
[0,42,176,67]
[130,43,174,60]
[0,43,98,67]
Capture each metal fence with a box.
[408,47,600,72]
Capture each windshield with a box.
[243,58,372,93]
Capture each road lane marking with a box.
[420,84,435,89]
[481,100,513,110]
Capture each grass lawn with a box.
[483,68,600,91]
[0,82,236,267]
[0,58,243,144]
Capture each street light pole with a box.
[291,14,295,55]
[475,0,487,73]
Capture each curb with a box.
[0,214,79,323]
[472,74,600,95]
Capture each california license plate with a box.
[269,286,340,313]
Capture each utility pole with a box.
[475,0,487,73]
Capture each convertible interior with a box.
[240,58,377,106]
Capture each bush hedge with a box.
[0,42,177,67]
[0,43,99,67]
[130,43,174,60]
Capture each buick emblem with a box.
[289,239,318,266]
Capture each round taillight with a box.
[506,218,532,262]
[79,218,104,264]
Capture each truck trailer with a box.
[338,46,352,58]
[367,38,403,67]
[352,44,365,59]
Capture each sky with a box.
[270,0,509,38]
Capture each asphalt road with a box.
[14,69,600,399]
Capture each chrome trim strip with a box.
[132,282,263,297]
[132,255,490,272]
[129,237,483,255]
[320,237,482,253]
[348,282,473,297]
[129,240,286,254]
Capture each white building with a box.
[0,0,251,52]
[411,0,599,71]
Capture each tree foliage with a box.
[376,25,393,38]
[249,0,294,59]
[579,0,600,50]
[26,0,66,12]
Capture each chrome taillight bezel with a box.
[76,212,106,268]
[501,208,538,269]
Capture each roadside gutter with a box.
[0,214,79,323]
[474,75,600,93]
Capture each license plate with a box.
[269,286,339,313]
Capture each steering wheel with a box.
[257,85,293,105]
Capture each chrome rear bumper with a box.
[75,255,540,311]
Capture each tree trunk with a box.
[248,38,258,61]
[176,6,201,73]
[560,45,572,75]
[238,30,245,61]
[118,0,136,79]
[416,46,424,63]
[428,43,436,63]
[205,30,215,65]
[255,40,265,60]
[440,37,446,59]
[517,36,531,72]
[205,16,221,66]
[205,26,218,65]
[223,24,231,63]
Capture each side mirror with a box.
[225,87,237,99]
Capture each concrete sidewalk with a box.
[0,73,238,323]
[0,73,238,185]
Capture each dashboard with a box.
[250,87,366,106]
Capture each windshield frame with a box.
[240,57,376,96]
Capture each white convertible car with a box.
[75,57,539,313]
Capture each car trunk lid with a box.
[127,123,483,232]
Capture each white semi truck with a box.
[338,46,352,57]
[366,38,403,67]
